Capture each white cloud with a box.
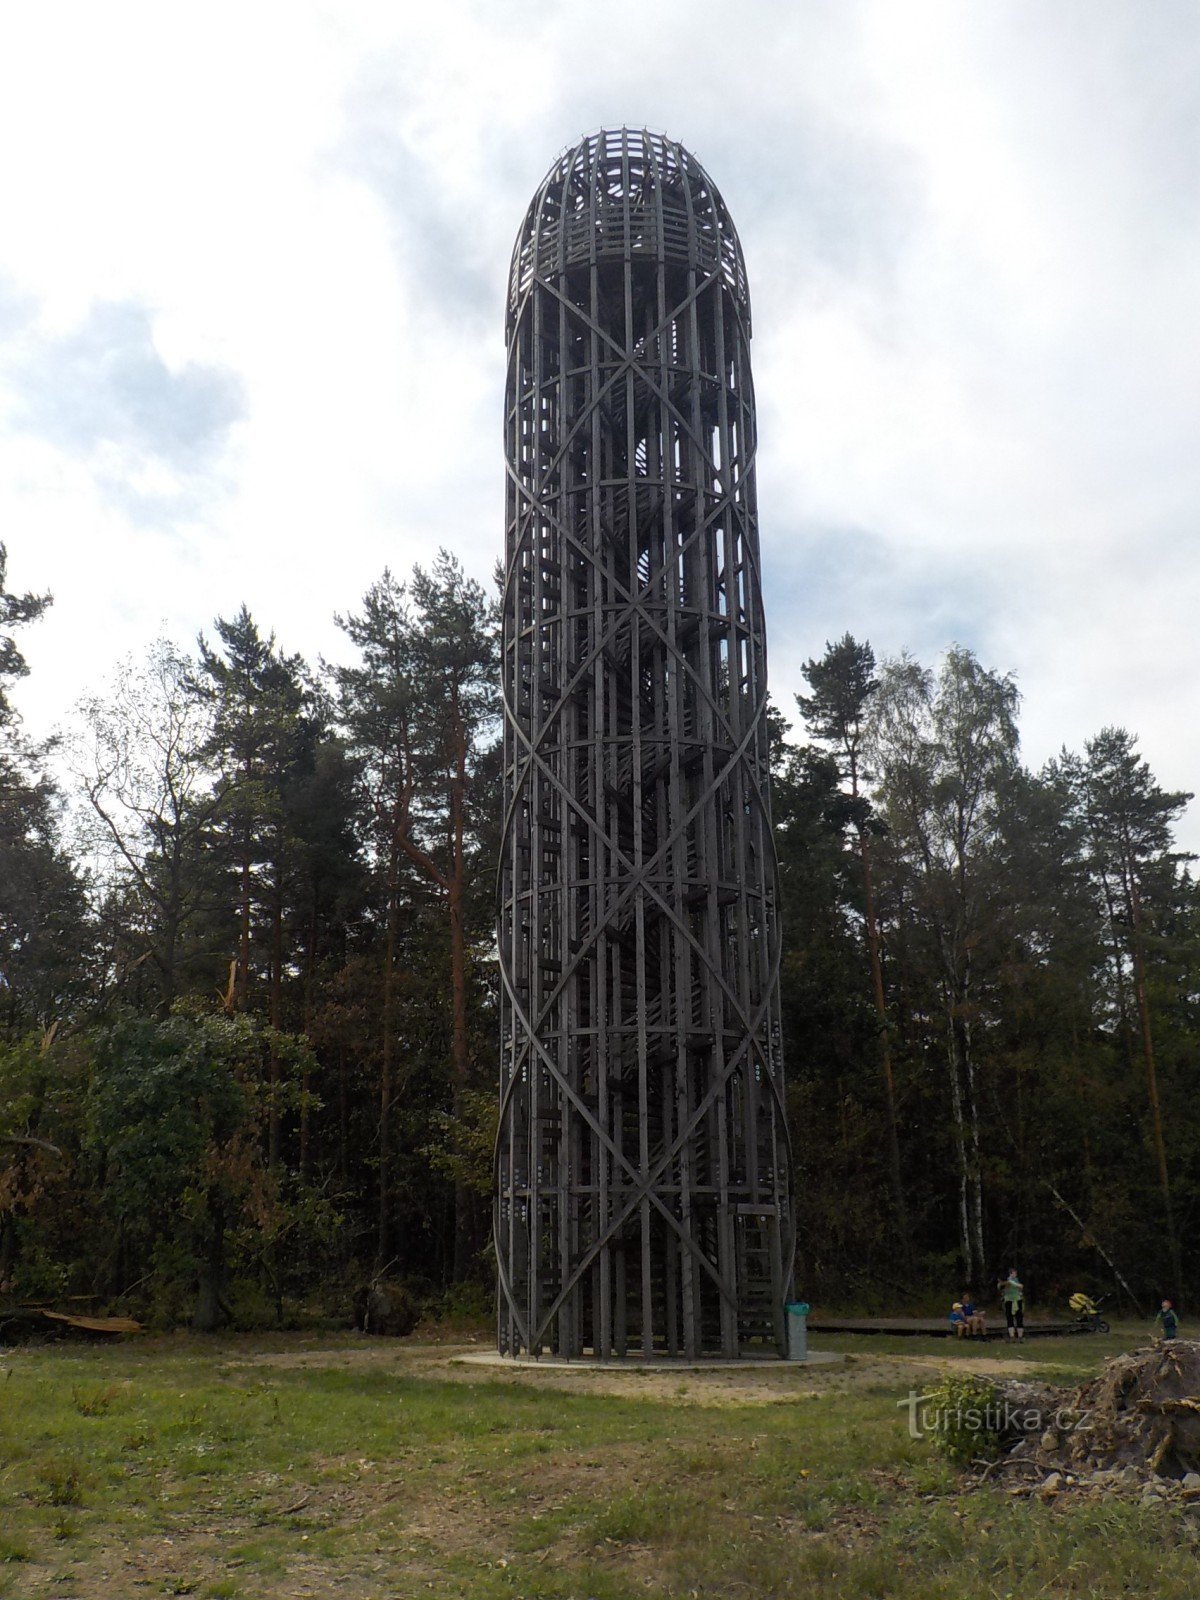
[1,0,1197,837]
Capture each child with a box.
[1155,1299,1178,1340]
[961,1293,986,1338]
[998,1268,1025,1340]
[948,1302,968,1338]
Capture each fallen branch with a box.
[0,1134,63,1158]
[974,1456,1046,1481]
[1046,1182,1145,1317]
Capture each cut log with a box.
[39,1310,143,1335]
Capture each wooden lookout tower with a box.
[496,129,794,1358]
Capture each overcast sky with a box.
[2,0,1198,841]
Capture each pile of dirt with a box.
[995,1341,1200,1500]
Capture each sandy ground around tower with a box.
[221,1329,1040,1406]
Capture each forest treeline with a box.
[0,540,1196,1328]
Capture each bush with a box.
[7,1238,72,1303]
[922,1372,1002,1463]
[427,1279,494,1323]
[354,1279,419,1336]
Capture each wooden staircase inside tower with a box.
[735,1207,780,1347]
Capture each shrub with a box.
[428,1279,494,1323]
[922,1372,1002,1463]
[354,1279,419,1336]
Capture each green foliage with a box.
[921,1372,1002,1463]
[0,1034,87,1299]
[6,522,1200,1318]
[0,541,51,723]
[81,1011,317,1325]
[0,547,92,1036]
[424,1088,497,1196]
[86,1012,265,1225]
[427,1276,495,1321]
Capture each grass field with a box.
[0,1324,1195,1598]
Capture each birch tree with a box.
[73,641,221,1009]
[868,647,1019,1285]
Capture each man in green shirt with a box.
[999,1268,1024,1340]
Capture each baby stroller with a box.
[1068,1291,1110,1333]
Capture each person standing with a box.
[998,1268,1025,1340]
[1155,1299,1178,1340]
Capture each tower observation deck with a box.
[496,128,794,1358]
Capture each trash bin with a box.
[785,1301,810,1362]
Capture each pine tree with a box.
[797,635,910,1258]
[0,544,90,1037]
[195,609,317,1164]
[1064,728,1194,1290]
[335,552,499,1273]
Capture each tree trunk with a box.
[161,839,181,1010]
[300,905,317,1184]
[448,705,473,1280]
[943,980,974,1282]
[962,1025,985,1284]
[338,1039,349,1184]
[947,960,979,1286]
[161,914,178,1013]
[0,1213,15,1290]
[376,844,398,1271]
[267,868,284,1168]
[237,846,251,1012]
[193,1196,227,1332]
[959,952,985,1283]
[859,829,910,1259]
[1128,875,1180,1288]
[163,808,196,1010]
[1098,873,1137,1070]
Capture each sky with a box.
[2,0,1198,840]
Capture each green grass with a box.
[0,1324,1192,1598]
